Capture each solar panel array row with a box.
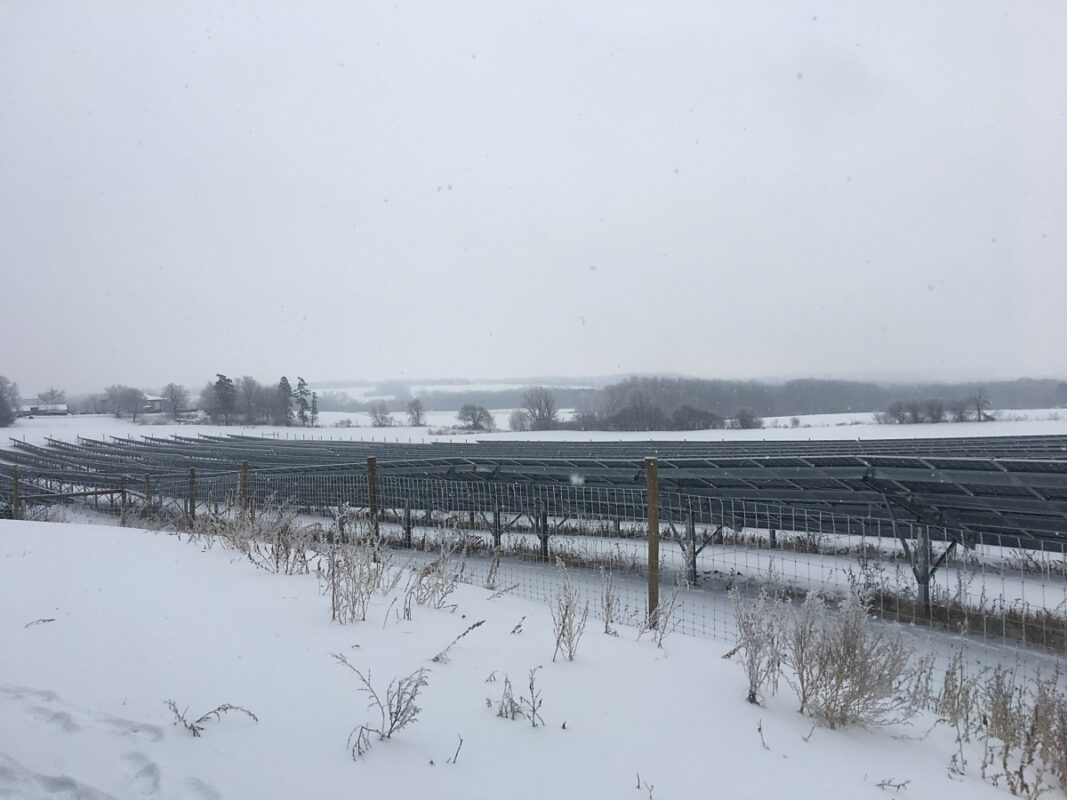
[3,433,1066,548]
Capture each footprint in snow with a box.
[121,752,162,796]
[183,777,223,800]
[0,751,118,800]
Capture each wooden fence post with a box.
[144,474,152,514]
[120,476,128,526]
[646,457,659,628]
[188,467,196,521]
[11,466,18,520]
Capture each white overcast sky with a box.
[2,1,1065,395]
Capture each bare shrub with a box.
[805,594,916,729]
[551,558,589,662]
[332,654,429,759]
[783,592,826,714]
[165,700,258,737]
[730,589,784,704]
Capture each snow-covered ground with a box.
[0,520,1024,800]
[6,408,1067,447]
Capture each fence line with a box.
[4,460,1065,657]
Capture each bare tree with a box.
[733,408,763,430]
[948,398,970,423]
[884,401,908,424]
[904,400,925,424]
[406,398,425,426]
[118,386,146,421]
[369,400,393,427]
[457,404,494,431]
[522,387,558,431]
[161,383,189,420]
[38,387,65,405]
[923,398,945,424]
[236,376,271,424]
[970,386,991,421]
[105,385,125,418]
[509,409,531,432]
[198,382,216,419]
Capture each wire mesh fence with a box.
[4,461,1066,659]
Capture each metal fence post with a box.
[188,467,196,521]
[367,457,379,545]
[916,524,932,614]
[240,461,249,513]
[538,505,549,561]
[11,466,18,520]
[646,457,659,628]
[403,502,412,547]
[687,506,697,586]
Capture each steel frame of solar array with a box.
[3,433,1067,551]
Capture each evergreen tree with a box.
[214,374,237,425]
[0,376,18,427]
[275,377,294,426]
[310,391,319,427]
[295,377,310,427]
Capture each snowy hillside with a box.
[0,520,1048,800]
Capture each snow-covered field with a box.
[6,408,1067,448]
[315,381,591,401]
[0,520,1021,800]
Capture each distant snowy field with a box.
[5,408,1066,447]
[0,521,1012,800]
[316,381,591,401]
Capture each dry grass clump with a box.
[729,589,1067,797]
[404,536,467,614]
[551,558,588,662]
[921,655,1067,798]
[328,542,401,623]
[179,498,317,575]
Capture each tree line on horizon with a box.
[2,373,1065,431]
[0,374,322,428]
